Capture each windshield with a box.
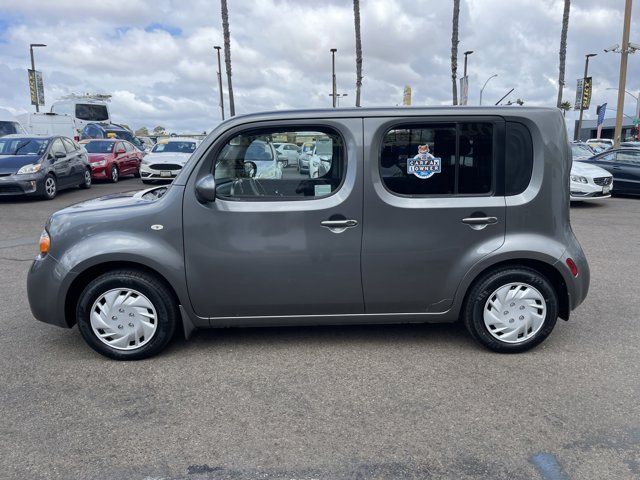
[302,143,313,153]
[0,137,49,155]
[152,141,196,153]
[314,140,333,156]
[571,144,592,158]
[75,104,109,122]
[245,141,273,162]
[0,121,23,137]
[84,140,115,154]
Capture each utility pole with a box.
[463,50,473,78]
[330,48,337,108]
[614,0,633,147]
[29,43,46,113]
[575,53,597,141]
[214,46,225,121]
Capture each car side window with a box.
[505,122,533,195]
[62,137,77,153]
[598,152,615,162]
[380,121,494,196]
[615,150,640,165]
[50,139,66,158]
[213,128,344,200]
[124,142,134,153]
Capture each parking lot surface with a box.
[0,180,639,480]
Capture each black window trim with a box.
[377,117,502,199]
[208,123,348,203]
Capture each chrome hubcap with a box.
[483,282,546,344]
[45,177,56,196]
[85,170,91,185]
[90,288,157,350]
[112,167,118,181]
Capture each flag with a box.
[596,103,607,139]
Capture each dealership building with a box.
[575,117,639,141]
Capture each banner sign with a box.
[403,85,412,106]
[574,77,592,110]
[459,76,469,106]
[28,69,45,106]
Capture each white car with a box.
[244,140,284,179]
[140,137,199,183]
[570,161,613,201]
[274,143,300,167]
[308,138,333,178]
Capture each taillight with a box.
[39,230,50,256]
[566,258,578,277]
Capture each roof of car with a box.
[1,134,55,139]
[158,137,199,143]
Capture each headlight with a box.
[570,175,588,184]
[16,163,42,175]
[93,160,107,167]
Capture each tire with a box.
[110,165,119,183]
[41,174,57,200]
[76,269,179,360]
[462,266,558,353]
[79,168,92,189]
[134,168,141,178]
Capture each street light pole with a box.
[613,0,633,147]
[29,43,46,113]
[479,74,497,105]
[330,48,337,108]
[575,53,597,141]
[329,93,348,107]
[214,46,225,121]
[463,50,473,78]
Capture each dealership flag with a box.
[596,103,607,139]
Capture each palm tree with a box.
[556,0,571,108]
[221,0,235,116]
[451,0,460,105]
[559,100,572,117]
[353,0,363,107]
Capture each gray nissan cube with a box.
[27,107,589,360]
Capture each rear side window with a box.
[380,122,494,196]
[62,137,77,153]
[505,122,533,195]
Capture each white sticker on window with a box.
[407,145,441,179]
[314,184,332,196]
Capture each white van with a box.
[0,108,27,137]
[16,112,77,139]
[50,95,111,130]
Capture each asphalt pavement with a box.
[0,178,639,480]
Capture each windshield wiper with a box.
[13,140,31,155]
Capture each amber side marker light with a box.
[39,230,50,256]
[566,258,578,277]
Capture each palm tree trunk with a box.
[353,0,363,107]
[221,0,235,116]
[556,0,571,108]
[451,0,460,106]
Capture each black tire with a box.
[79,168,92,189]
[110,165,119,183]
[134,168,141,178]
[462,266,559,353]
[41,174,57,200]
[76,269,179,360]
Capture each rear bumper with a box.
[27,253,71,328]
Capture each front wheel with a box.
[41,174,57,200]
[463,267,558,353]
[76,270,179,360]
[110,165,119,183]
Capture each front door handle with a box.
[462,216,498,226]
[321,219,358,229]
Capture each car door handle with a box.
[321,219,358,228]
[461,216,498,225]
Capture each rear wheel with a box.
[110,165,119,183]
[79,168,92,189]
[41,174,57,200]
[76,270,178,360]
[463,267,558,353]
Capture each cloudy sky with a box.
[0,0,638,134]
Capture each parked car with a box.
[274,143,300,167]
[0,134,91,199]
[586,139,613,153]
[26,107,589,360]
[80,123,145,151]
[243,140,285,179]
[570,161,613,201]
[579,148,640,195]
[0,108,27,137]
[83,139,143,183]
[620,141,640,148]
[570,142,595,160]
[308,137,333,178]
[297,141,314,173]
[139,137,199,183]
[587,138,614,147]
[50,95,111,130]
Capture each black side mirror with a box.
[54,151,66,159]
[243,161,257,178]
[195,174,217,203]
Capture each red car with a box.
[83,139,142,182]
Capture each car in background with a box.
[274,143,300,167]
[308,137,333,178]
[80,123,145,151]
[0,135,91,199]
[140,137,199,183]
[586,138,613,153]
[570,142,595,160]
[570,161,613,201]
[83,139,142,183]
[587,138,613,147]
[297,141,314,173]
[579,148,640,195]
[620,141,640,148]
[243,140,285,179]
[0,109,27,137]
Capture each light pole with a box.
[575,53,597,141]
[29,43,46,112]
[329,93,348,107]
[463,50,473,78]
[479,74,497,105]
[609,0,634,147]
[330,48,337,108]
[214,46,225,121]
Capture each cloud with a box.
[0,0,637,134]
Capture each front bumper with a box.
[140,163,181,181]
[570,179,612,201]
[27,253,72,328]
[90,165,110,180]
[0,174,42,196]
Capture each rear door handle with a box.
[461,216,498,226]
[321,219,358,228]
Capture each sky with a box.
[0,0,638,134]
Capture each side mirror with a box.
[54,151,66,159]
[244,161,257,178]
[277,155,287,165]
[195,174,217,203]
